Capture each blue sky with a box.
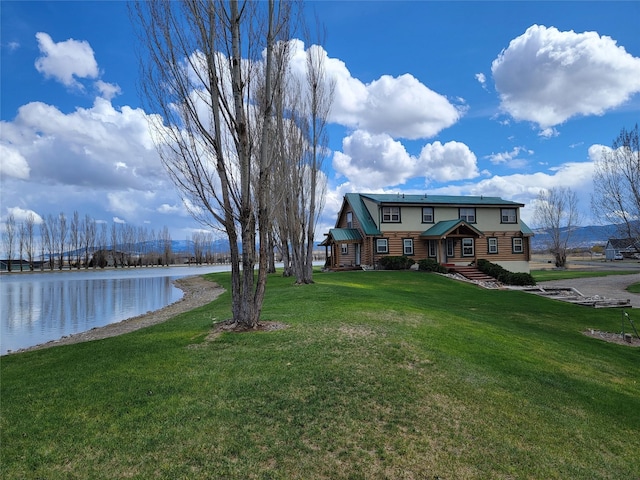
[2,1,640,245]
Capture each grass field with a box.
[2,270,639,479]
[531,268,638,282]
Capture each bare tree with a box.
[110,222,120,267]
[42,215,56,270]
[70,210,81,269]
[3,214,16,272]
[24,213,36,271]
[592,124,640,240]
[56,212,67,270]
[82,214,96,269]
[18,220,26,271]
[133,0,296,328]
[534,187,580,268]
[268,36,333,284]
[159,225,172,266]
[290,40,333,284]
[96,222,108,268]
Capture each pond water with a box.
[0,266,230,355]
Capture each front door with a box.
[355,243,361,266]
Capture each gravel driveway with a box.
[538,273,640,308]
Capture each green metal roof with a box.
[327,228,363,242]
[344,193,382,235]
[421,219,484,238]
[520,221,534,237]
[360,193,524,207]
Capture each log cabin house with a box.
[321,193,534,273]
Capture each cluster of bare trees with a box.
[533,125,639,268]
[1,211,179,272]
[592,124,640,241]
[133,0,334,328]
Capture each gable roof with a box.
[359,193,524,207]
[421,219,484,239]
[344,193,382,235]
[328,228,363,242]
[606,238,640,250]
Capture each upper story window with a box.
[459,207,476,223]
[346,211,353,228]
[501,208,517,224]
[382,206,400,223]
[422,207,434,223]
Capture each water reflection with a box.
[1,266,230,354]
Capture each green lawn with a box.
[2,270,639,479]
[531,268,638,282]
[627,282,640,294]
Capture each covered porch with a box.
[320,228,364,269]
[420,219,484,266]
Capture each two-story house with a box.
[321,193,534,273]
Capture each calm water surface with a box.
[1,266,230,354]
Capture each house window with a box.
[512,237,524,254]
[459,208,476,223]
[422,207,434,223]
[376,238,389,254]
[403,238,414,256]
[488,237,498,254]
[501,208,517,224]
[382,206,400,222]
[428,240,437,257]
[346,211,353,228]
[341,243,348,255]
[462,238,474,256]
[446,239,454,257]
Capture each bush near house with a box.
[378,256,415,270]
[417,258,449,273]
[477,258,536,286]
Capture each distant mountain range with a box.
[530,222,639,251]
[124,224,637,254]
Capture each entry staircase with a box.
[448,265,497,283]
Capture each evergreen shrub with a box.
[378,256,415,270]
[417,258,449,273]
[476,259,536,286]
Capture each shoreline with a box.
[6,275,224,355]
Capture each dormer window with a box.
[501,208,517,223]
[382,206,400,222]
[459,208,476,223]
[422,207,434,223]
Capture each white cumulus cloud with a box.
[418,141,480,182]
[333,131,479,189]
[492,25,640,128]
[0,143,30,179]
[34,32,99,89]
[286,40,461,140]
[1,98,162,190]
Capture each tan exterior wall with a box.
[372,205,521,233]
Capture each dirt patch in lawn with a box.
[583,329,640,347]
